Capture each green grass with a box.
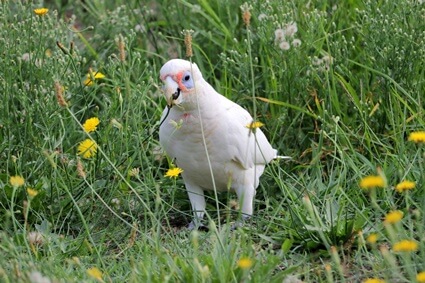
[1,0,425,282]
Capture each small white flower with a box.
[134,24,145,32]
[258,13,267,21]
[285,22,298,37]
[322,55,333,65]
[292,38,302,47]
[28,231,43,246]
[111,198,121,207]
[21,53,31,61]
[28,271,51,283]
[279,41,291,51]
[274,28,285,42]
[312,57,323,66]
[191,4,202,13]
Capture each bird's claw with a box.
[230,215,251,231]
[187,221,209,232]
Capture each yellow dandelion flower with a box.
[408,131,425,143]
[237,257,253,269]
[417,271,425,283]
[10,175,25,187]
[165,167,183,178]
[393,240,418,252]
[83,117,100,133]
[77,139,97,159]
[27,188,38,198]
[395,180,415,193]
[363,279,385,283]
[84,71,105,86]
[324,264,331,272]
[366,233,378,244]
[86,267,103,281]
[34,8,49,16]
[359,175,386,189]
[384,210,403,224]
[245,121,264,129]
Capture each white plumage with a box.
[159,59,280,229]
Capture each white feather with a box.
[159,59,284,228]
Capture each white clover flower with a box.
[279,41,291,50]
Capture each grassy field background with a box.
[1,0,425,282]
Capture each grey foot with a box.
[230,215,251,231]
[187,220,208,231]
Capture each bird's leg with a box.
[232,184,255,229]
[185,183,206,230]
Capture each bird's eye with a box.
[184,74,191,81]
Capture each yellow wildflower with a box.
[245,121,264,129]
[359,175,385,189]
[83,117,100,133]
[165,167,183,178]
[392,240,418,252]
[408,131,425,143]
[84,70,105,86]
[86,267,103,282]
[77,139,97,159]
[34,8,49,16]
[324,264,331,272]
[10,175,25,187]
[395,180,415,193]
[366,233,378,244]
[237,257,253,269]
[363,279,385,283]
[417,272,425,283]
[27,188,39,198]
[384,210,403,224]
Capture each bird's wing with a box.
[220,95,277,169]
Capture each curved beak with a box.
[163,76,181,107]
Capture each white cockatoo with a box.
[159,59,282,229]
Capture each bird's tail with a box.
[274,155,292,160]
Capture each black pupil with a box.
[184,75,190,81]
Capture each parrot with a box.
[159,59,285,229]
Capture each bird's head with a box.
[159,59,203,108]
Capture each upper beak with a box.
[163,76,180,107]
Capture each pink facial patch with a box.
[173,72,188,92]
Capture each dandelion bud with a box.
[76,158,86,179]
[110,118,123,130]
[128,167,140,177]
[54,81,68,107]
[182,29,194,58]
